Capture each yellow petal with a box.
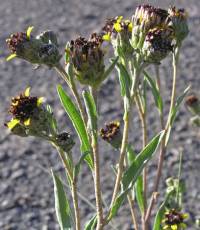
[128,22,133,32]
[102,34,111,41]
[26,26,34,39]
[116,16,123,23]
[24,118,31,126]
[6,53,17,61]
[6,119,20,130]
[163,225,169,230]
[182,213,188,219]
[24,87,31,97]
[37,97,44,106]
[114,22,122,32]
[171,225,178,230]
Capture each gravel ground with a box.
[0,0,200,229]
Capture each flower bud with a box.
[6,27,61,67]
[185,94,200,116]
[162,209,188,230]
[142,27,173,64]
[102,16,133,58]
[55,132,75,152]
[5,88,54,138]
[168,7,189,44]
[68,33,105,87]
[100,121,121,149]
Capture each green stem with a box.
[134,92,148,230]
[90,88,104,230]
[145,46,181,222]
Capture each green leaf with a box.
[101,56,119,82]
[82,91,97,133]
[46,104,58,135]
[170,85,190,125]
[126,144,136,166]
[51,170,72,230]
[122,131,164,188]
[165,85,190,145]
[57,85,93,169]
[153,192,172,230]
[74,151,90,178]
[84,215,97,230]
[135,175,145,214]
[143,71,163,114]
[108,131,164,221]
[116,62,131,98]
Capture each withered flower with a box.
[6,27,61,67]
[162,209,188,230]
[68,33,105,87]
[142,27,173,64]
[100,121,121,149]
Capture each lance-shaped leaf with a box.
[115,62,131,114]
[108,131,164,221]
[82,90,97,134]
[144,71,163,114]
[52,170,72,230]
[135,175,145,214]
[84,215,97,230]
[165,85,190,146]
[57,85,93,169]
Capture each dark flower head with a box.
[133,4,168,31]
[8,87,43,125]
[55,132,75,152]
[162,209,188,229]
[100,121,121,149]
[185,94,200,115]
[142,27,173,64]
[168,6,189,43]
[6,27,61,67]
[6,32,28,54]
[68,33,105,87]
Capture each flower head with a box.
[68,33,105,87]
[185,94,200,116]
[102,16,133,57]
[168,7,189,44]
[100,121,121,149]
[6,27,61,67]
[131,4,169,49]
[142,27,173,63]
[5,88,54,137]
[162,209,188,230]
[55,132,75,152]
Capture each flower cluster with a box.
[162,209,188,230]
[101,4,188,64]
[6,27,61,67]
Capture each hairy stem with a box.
[91,88,104,230]
[110,111,130,206]
[134,92,148,230]
[146,47,180,222]
[72,178,81,230]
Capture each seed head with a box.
[55,132,75,152]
